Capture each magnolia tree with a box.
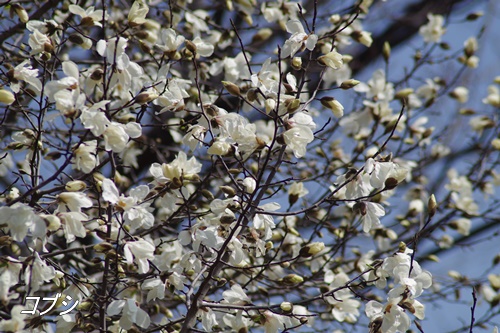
[1,0,500,332]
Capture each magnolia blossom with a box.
[28,29,51,55]
[354,69,394,102]
[156,28,185,52]
[149,151,202,186]
[128,1,149,25]
[107,298,151,330]
[419,14,446,43]
[123,239,155,273]
[361,201,385,232]
[102,179,154,231]
[57,192,92,213]
[25,252,56,293]
[59,211,88,243]
[0,258,23,303]
[72,140,99,174]
[483,85,500,107]
[254,202,280,240]
[10,60,42,94]
[281,19,318,58]
[222,284,251,305]
[96,37,130,70]
[282,125,314,158]
[0,203,39,241]
[69,4,108,27]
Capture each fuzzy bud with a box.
[383,41,391,62]
[280,302,293,313]
[320,97,344,117]
[340,79,360,90]
[299,242,325,257]
[222,81,241,96]
[281,274,304,285]
[65,180,87,192]
[428,194,437,217]
[11,4,29,23]
[251,28,272,43]
[0,89,15,105]
[291,57,302,70]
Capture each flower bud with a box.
[94,242,114,253]
[41,214,61,231]
[320,97,344,117]
[251,28,272,43]
[317,50,343,69]
[0,89,15,105]
[284,98,301,113]
[185,40,197,53]
[340,79,360,90]
[291,57,302,70]
[351,30,372,47]
[281,274,304,285]
[135,91,158,104]
[382,41,391,62]
[265,98,276,114]
[220,185,236,197]
[466,11,483,21]
[299,242,325,257]
[90,68,104,81]
[246,88,258,102]
[222,81,241,96]
[428,194,437,217]
[242,177,256,193]
[353,201,367,216]
[0,235,13,247]
[384,177,398,190]
[395,88,414,100]
[11,4,29,23]
[280,302,293,313]
[65,180,87,192]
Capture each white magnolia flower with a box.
[191,36,214,57]
[59,211,88,243]
[96,37,130,70]
[281,19,318,58]
[0,305,28,332]
[222,284,251,305]
[0,258,23,303]
[25,252,56,292]
[123,239,155,273]
[354,69,394,102]
[69,4,108,27]
[361,202,385,232]
[0,203,40,242]
[149,151,202,186]
[102,179,154,231]
[283,125,314,158]
[483,85,500,107]
[254,202,280,240]
[156,28,185,52]
[10,60,42,94]
[102,122,142,153]
[365,158,395,189]
[419,13,446,43]
[107,298,151,330]
[366,300,411,333]
[128,1,149,26]
[318,49,343,69]
[57,192,92,213]
[72,140,99,174]
[28,29,51,55]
